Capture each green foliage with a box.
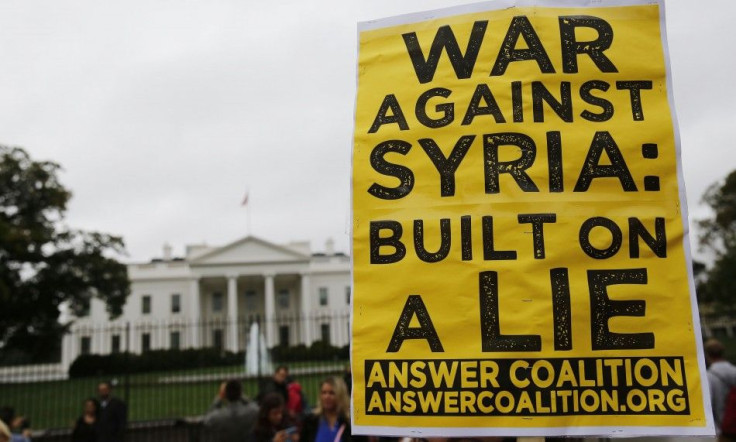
[270,342,349,362]
[700,170,736,255]
[0,146,130,363]
[697,248,736,309]
[697,171,736,311]
[69,348,244,378]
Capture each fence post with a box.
[124,321,131,406]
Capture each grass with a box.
[0,361,346,430]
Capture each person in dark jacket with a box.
[252,393,296,442]
[96,382,126,442]
[300,376,352,442]
[71,398,99,442]
[258,366,289,404]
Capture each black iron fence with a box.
[0,312,351,435]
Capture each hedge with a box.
[69,342,349,378]
[270,342,349,363]
[69,348,243,378]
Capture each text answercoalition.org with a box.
[364,357,688,416]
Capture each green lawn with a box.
[0,362,346,430]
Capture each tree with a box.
[697,170,736,311]
[0,145,129,364]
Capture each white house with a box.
[62,235,351,369]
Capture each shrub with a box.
[270,342,348,363]
[69,348,244,378]
[271,344,309,362]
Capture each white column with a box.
[264,273,275,348]
[300,272,312,346]
[61,332,74,372]
[227,275,239,352]
[189,278,201,348]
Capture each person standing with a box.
[0,420,11,442]
[258,366,289,404]
[286,378,307,424]
[300,376,353,442]
[253,393,296,442]
[72,398,99,442]
[204,379,259,442]
[706,338,736,441]
[96,382,127,442]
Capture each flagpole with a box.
[247,201,252,236]
[242,190,252,236]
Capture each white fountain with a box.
[245,321,272,376]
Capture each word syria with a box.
[367,130,653,200]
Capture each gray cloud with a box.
[0,0,732,262]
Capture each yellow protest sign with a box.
[351,0,712,437]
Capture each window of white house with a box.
[142,295,151,315]
[212,292,223,312]
[141,333,151,352]
[80,336,91,355]
[319,287,328,306]
[320,323,330,344]
[277,289,290,309]
[170,331,180,350]
[171,294,181,314]
[279,325,290,346]
[111,335,121,353]
[345,286,351,305]
[245,290,256,310]
[213,329,223,350]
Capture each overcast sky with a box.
[0,0,733,262]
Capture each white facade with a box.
[62,236,351,369]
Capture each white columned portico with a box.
[227,274,239,352]
[264,272,275,348]
[300,272,311,346]
[189,278,201,348]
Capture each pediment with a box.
[190,236,309,266]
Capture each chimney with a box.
[163,243,172,261]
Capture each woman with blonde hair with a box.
[0,419,10,442]
[300,376,353,442]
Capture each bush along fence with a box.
[0,312,351,432]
